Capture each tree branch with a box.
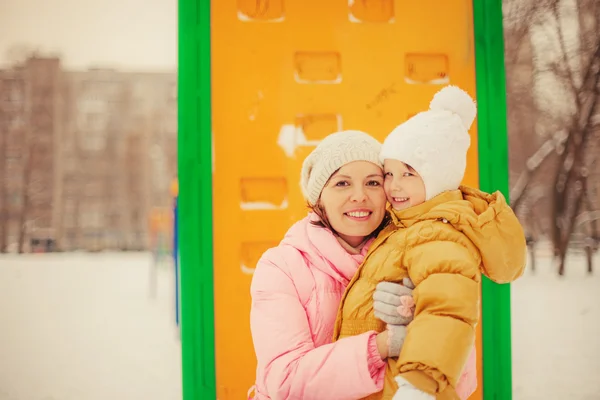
[511,136,561,208]
[550,1,581,105]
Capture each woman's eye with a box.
[403,172,413,177]
[335,181,349,187]
[367,180,381,186]
[384,172,392,177]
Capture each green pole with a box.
[473,1,513,399]
[178,0,216,399]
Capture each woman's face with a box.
[319,161,387,247]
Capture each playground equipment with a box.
[148,206,173,298]
[171,179,181,328]
[178,1,513,399]
[148,207,173,262]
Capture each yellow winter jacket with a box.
[332,186,526,400]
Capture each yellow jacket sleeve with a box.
[396,239,480,395]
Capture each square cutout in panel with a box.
[349,0,394,23]
[240,177,288,210]
[405,53,450,84]
[237,0,285,22]
[295,114,342,142]
[241,241,278,274]
[294,52,342,84]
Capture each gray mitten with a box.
[386,323,407,358]
[373,277,416,325]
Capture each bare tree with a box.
[17,140,34,253]
[503,0,600,274]
[9,56,60,253]
[0,78,7,253]
[504,0,544,66]
[503,0,584,212]
[504,0,559,213]
[504,0,553,274]
[16,93,40,254]
[543,0,600,275]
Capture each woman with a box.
[249,130,472,400]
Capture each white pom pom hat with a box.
[380,85,477,200]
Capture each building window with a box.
[80,133,105,151]
[4,80,24,104]
[9,192,22,207]
[6,112,26,130]
[63,212,75,228]
[80,207,104,229]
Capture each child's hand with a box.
[392,376,435,400]
[373,278,416,325]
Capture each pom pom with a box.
[429,85,477,130]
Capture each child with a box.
[333,86,527,400]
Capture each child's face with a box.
[383,159,426,211]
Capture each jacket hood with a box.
[389,186,526,283]
[280,213,372,286]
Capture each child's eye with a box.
[384,172,393,177]
[402,172,413,177]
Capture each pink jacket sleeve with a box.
[456,345,478,400]
[250,255,385,400]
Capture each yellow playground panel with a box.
[211,1,483,398]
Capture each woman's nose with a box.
[350,186,367,202]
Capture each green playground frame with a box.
[177,1,513,399]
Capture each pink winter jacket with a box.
[250,214,386,400]
[249,213,478,400]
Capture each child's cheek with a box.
[385,192,394,204]
[383,185,393,202]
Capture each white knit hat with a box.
[380,85,477,200]
[300,130,382,205]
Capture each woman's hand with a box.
[376,331,389,360]
[376,324,408,359]
[374,278,415,359]
[373,278,416,325]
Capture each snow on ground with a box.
[0,247,599,400]
[512,245,600,400]
[0,252,181,400]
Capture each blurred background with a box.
[0,0,598,399]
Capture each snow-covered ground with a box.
[0,249,598,400]
[512,245,600,400]
[0,252,181,400]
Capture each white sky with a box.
[0,0,177,71]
